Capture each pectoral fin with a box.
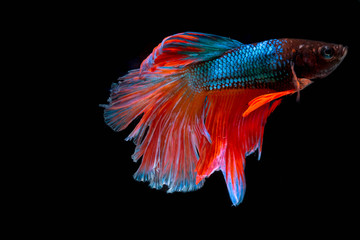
[242,90,295,117]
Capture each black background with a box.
[52,0,359,234]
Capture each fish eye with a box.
[320,46,335,60]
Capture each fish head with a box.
[292,40,348,80]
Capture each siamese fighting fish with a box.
[102,32,347,205]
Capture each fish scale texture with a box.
[188,39,292,92]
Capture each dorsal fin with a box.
[140,32,243,73]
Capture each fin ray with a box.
[103,68,208,193]
[242,90,295,117]
[140,32,243,74]
[103,32,290,205]
[196,90,283,205]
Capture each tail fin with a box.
[103,32,240,192]
[103,64,208,192]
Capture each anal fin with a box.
[195,90,283,205]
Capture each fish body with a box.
[188,39,293,92]
[188,38,346,93]
[103,32,347,205]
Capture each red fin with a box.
[195,90,283,205]
[140,32,242,74]
[242,90,295,117]
[103,32,241,193]
[103,32,226,192]
[103,70,209,192]
[103,32,292,205]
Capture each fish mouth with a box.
[338,45,348,64]
[341,45,348,58]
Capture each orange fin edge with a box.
[242,90,295,117]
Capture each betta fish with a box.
[102,32,347,206]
